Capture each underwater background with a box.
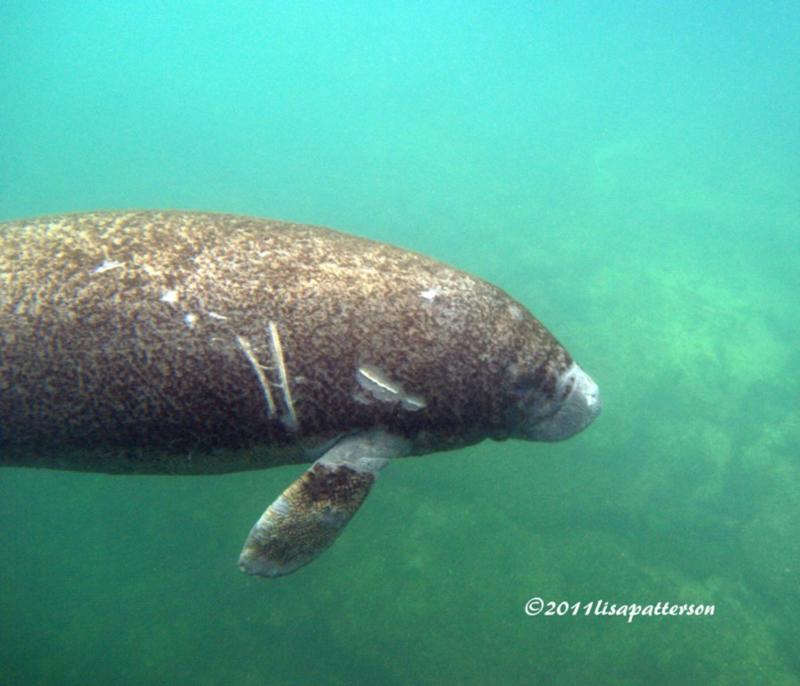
[1,1,798,684]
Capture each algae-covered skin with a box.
[1,210,599,473]
[0,211,600,575]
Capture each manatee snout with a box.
[521,362,601,442]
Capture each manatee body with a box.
[0,211,600,576]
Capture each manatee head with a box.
[499,310,601,443]
[509,361,600,441]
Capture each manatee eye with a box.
[509,374,539,398]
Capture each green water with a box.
[1,2,798,684]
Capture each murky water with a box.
[1,2,798,684]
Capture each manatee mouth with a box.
[524,363,601,441]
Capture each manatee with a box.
[0,211,601,576]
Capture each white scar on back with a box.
[93,259,123,274]
[236,335,277,417]
[268,321,298,431]
[420,287,440,302]
[356,365,426,411]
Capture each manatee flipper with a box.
[238,429,410,577]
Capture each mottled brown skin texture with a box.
[0,211,571,474]
[255,463,376,570]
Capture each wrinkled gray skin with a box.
[0,211,600,576]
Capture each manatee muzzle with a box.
[523,362,601,441]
